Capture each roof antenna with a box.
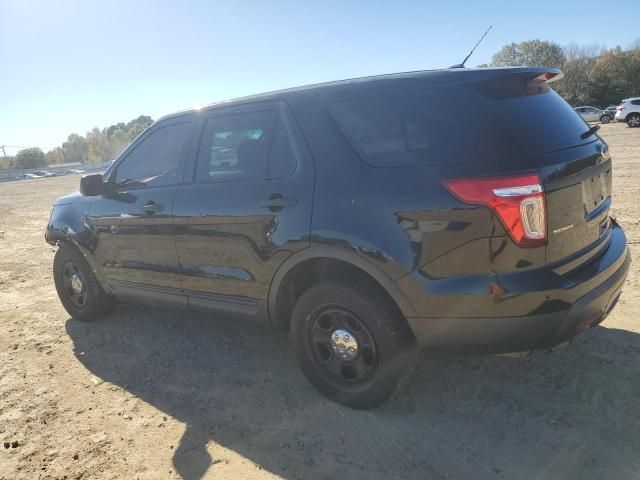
[449,25,493,69]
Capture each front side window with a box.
[195,110,296,182]
[114,121,192,187]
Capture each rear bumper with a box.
[402,222,631,354]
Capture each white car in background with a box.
[574,106,611,123]
[615,98,640,127]
[31,170,57,177]
[14,173,43,180]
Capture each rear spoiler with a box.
[457,67,564,84]
[471,68,564,99]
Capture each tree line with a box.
[1,115,153,170]
[484,39,640,108]
[3,38,638,171]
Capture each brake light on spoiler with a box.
[443,174,546,248]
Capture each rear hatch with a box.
[472,71,612,264]
[329,67,613,271]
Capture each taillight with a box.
[443,174,546,247]
[617,106,625,111]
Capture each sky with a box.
[1,0,638,154]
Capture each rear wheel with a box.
[600,114,611,124]
[53,243,114,321]
[290,281,415,409]
[627,114,640,128]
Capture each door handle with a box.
[141,201,164,214]
[260,194,297,211]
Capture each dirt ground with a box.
[1,123,639,480]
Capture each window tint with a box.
[196,110,296,182]
[114,122,191,187]
[331,84,593,167]
[331,86,522,167]
[631,99,640,106]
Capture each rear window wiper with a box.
[580,124,600,140]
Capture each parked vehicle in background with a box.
[46,67,630,408]
[32,170,57,177]
[604,106,618,119]
[574,106,611,123]
[102,160,115,171]
[15,173,43,180]
[615,98,640,127]
[63,169,85,175]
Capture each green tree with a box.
[490,39,565,68]
[62,133,89,164]
[108,128,131,159]
[86,127,110,164]
[588,47,640,107]
[46,147,65,165]
[554,43,604,106]
[15,148,47,169]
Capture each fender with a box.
[267,244,417,328]
[45,201,112,293]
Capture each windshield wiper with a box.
[580,124,600,140]
[116,178,147,188]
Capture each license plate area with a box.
[582,168,611,216]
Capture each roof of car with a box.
[157,66,562,123]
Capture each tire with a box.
[289,280,416,409]
[600,114,611,124]
[53,242,115,321]
[627,114,640,128]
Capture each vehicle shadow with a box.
[66,305,640,480]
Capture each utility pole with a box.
[1,145,6,158]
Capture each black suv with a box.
[46,67,630,408]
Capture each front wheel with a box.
[600,114,611,124]
[290,281,415,409]
[627,114,640,128]
[53,243,115,321]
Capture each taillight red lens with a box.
[443,174,546,247]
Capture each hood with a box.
[53,191,83,206]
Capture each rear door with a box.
[172,101,314,316]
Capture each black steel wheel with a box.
[308,305,379,388]
[61,260,88,308]
[54,242,114,321]
[290,280,415,409]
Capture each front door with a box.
[89,117,195,306]
[172,103,314,317]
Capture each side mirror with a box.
[80,174,106,196]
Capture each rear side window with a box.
[631,100,640,106]
[196,111,296,182]
[331,81,594,167]
[330,86,521,167]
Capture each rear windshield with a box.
[330,80,592,167]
